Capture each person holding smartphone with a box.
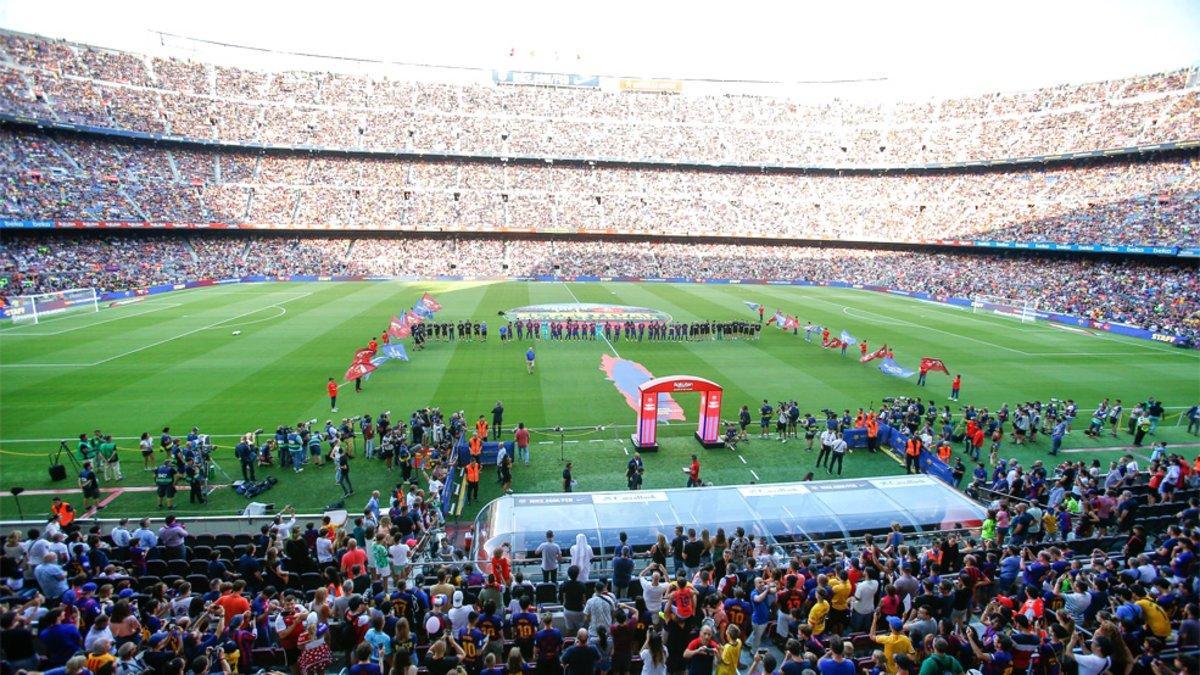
[683,625,720,675]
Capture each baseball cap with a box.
[452,590,464,608]
[81,582,98,593]
[887,616,904,631]
[117,588,136,599]
[433,594,447,607]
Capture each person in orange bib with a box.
[937,441,952,464]
[860,341,869,358]
[904,437,923,475]
[465,459,481,504]
[326,377,339,413]
[469,433,483,461]
[367,338,378,355]
[50,496,75,529]
[865,414,879,453]
[475,416,489,440]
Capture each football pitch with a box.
[1,280,1197,523]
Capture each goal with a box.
[972,295,1039,323]
[8,288,100,324]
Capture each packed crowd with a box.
[1,32,1198,170]
[1,457,1197,675]
[1,128,1197,247]
[2,233,1197,340]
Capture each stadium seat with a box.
[535,583,558,605]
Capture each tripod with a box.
[204,456,236,496]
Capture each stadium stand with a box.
[2,233,1198,342]
[2,27,1200,675]
[1,456,1197,674]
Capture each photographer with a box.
[184,457,206,505]
[682,625,720,675]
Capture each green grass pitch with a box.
[1,280,1197,524]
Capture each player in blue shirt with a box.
[525,346,536,374]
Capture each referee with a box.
[817,427,838,471]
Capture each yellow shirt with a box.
[1136,598,1171,638]
[830,578,853,611]
[808,599,829,635]
[874,633,914,673]
[717,639,743,675]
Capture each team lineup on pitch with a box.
[0,279,1197,520]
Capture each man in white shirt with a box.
[447,590,472,631]
[828,436,849,476]
[641,571,666,613]
[316,535,334,565]
[817,428,838,471]
[110,519,132,548]
[389,538,411,579]
[273,508,297,540]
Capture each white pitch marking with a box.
[0,293,312,368]
[738,455,747,464]
[749,469,760,480]
[561,281,621,358]
[0,302,183,337]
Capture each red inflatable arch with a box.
[631,375,724,451]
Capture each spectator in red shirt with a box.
[341,539,367,577]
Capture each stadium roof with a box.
[1,0,1198,98]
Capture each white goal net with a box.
[8,288,100,324]
[972,295,1039,323]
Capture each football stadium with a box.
[0,2,1198,674]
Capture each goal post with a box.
[8,288,100,324]
[971,295,1039,323]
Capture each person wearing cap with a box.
[446,590,472,632]
[869,611,915,674]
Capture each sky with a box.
[1,0,1198,98]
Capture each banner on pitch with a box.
[860,346,889,364]
[823,337,846,350]
[878,358,915,378]
[744,301,761,312]
[381,343,409,361]
[345,361,376,381]
[839,330,858,346]
[419,292,443,312]
[388,315,411,339]
[920,357,949,374]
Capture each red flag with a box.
[353,348,374,365]
[404,311,423,327]
[823,337,846,350]
[420,292,442,311]
[387,316,410,339]
[859,346,888,364]
[920,357,949,374]
[345,360,376,381]
[783,315,799,330]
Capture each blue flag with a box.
[412,304,434,319]
[840,330,858,346]
[381,343,409,361]
[744,301,761,312]
[878,357,915,378]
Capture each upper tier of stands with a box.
[0,30,1197,169]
